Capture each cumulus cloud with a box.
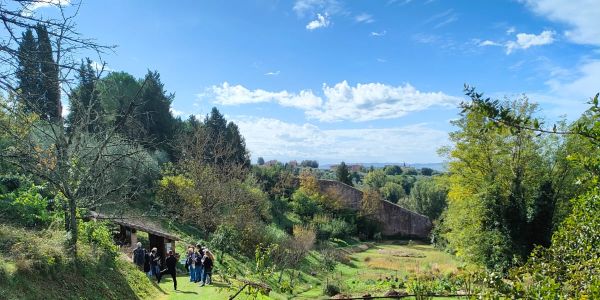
[505,30,555,54]
[204,82,322,110]
[233,116,448,163]
[355,13,374,23]
[308,81,460,122]
[522,0,600,46]
[203,81,459,122]
[306,13,331,30]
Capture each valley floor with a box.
[153,241,460,300]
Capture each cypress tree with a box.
[36,24,62,121]
[16,28,43,114]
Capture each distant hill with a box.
[320,162,447,172]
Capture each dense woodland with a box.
[0,1,598,299]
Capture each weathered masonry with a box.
[90,212,180,262]
[317,179,432,239]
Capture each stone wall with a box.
[316,179,432,239]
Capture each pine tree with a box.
[137,71,175,150]
[68,58,102,132]
[16,28,43,114]
[226,122,250,167]
[36,24,62,121]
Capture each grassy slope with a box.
[0,224,159,300]
[151,241,460,300]
[0,221,461,300]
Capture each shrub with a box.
[78,221,118,257]
[323,283,341,296]
[0,182,51,228]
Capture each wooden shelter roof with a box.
[90,211,180,241]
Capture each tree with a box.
[420,167,434,176]
[257,157,265,166]
[0,1,118,254]
[364,169,387,189]
[16,28,42,115]
[335,162,352,186]
[300,160,318,168]
[401,177,447,220]
[443,89,579,271]
[67,58,103,133]
[380,181,406,203]
[137,71,175,151]
[35,24,61,121]
[384,165,402,175]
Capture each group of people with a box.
[131,242,214,291]
[185,244,214,287]
[132,242,180,290]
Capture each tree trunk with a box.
[69,196,78,254]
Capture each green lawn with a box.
[153,241,461,300]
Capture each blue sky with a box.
[35,0,600,164]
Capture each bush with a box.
[0,181,52,228]
[323,283,341,296]
[78,221,118,257]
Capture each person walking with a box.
[160,250,178,290]
[186,246,196,282]
[194,245,203,283]
[200,249,214,286]
[132,242,145,270]
[150,248,161,282]
[143,248,151,277]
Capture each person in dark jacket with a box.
[132,242,145,270]
[160,250,178,290]
[199,249,214,286]
[143,249,151,276]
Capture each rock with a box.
[384,289,408,297]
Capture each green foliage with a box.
[312,214,355,240]
[209,223,242,259]
[335,161,353,186]
[291,188,321,220]
[323,283,341,296]
[400,176,448,220]
[380,181,406,203]
[364,169,387,189]
[0,178,51,228]
[384,165,402,175]
[509,189,600,298]
[78,221,118,257]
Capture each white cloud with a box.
[90,61,112,73]
[264,70,280,76]
[522,0,600,46]
[25,0,70,11]
[203,81,460,122]
[204,82,322,110]
[233,116,448,163]
[306,13,331,30]
[355,13,374,23]
[170,108,185,117]
[308,81,460,122]
[479,40,502,47]
[293,0,341,17]
[376,58,387,63]
[371,30,387,37]
[506,30,555,54]
[506,26,516,35]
